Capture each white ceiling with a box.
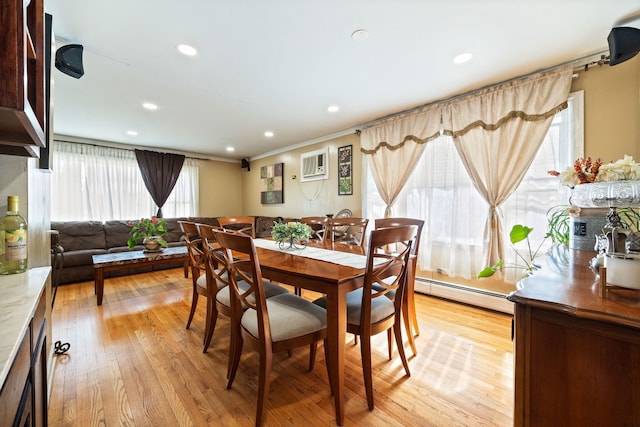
[46,0,640,161]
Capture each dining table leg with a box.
[326,285,347,426]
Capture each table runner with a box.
[253,238,383,269]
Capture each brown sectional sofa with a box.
[51,215,296,285]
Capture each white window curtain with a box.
[364,89,583,282]
[360,104,442,217]
[442,65,574,267]
[51,141,199,221]
[364,134,488,279]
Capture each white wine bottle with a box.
[0,195,28,274]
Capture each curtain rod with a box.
[356,50,609,132]
[53,134,236,163]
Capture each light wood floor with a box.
[48,268,514,427]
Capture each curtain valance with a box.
[441,66,574,136]
[360,104,442,154]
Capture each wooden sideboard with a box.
[508,249,640,426]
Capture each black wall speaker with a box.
[55,44,84,78]
[608,27,640,66]
[241,158,250,171]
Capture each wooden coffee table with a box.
[92,246,189,305]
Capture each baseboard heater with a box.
[415,277,514,315]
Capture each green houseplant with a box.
[271,221,312,249]
[127,216,169,250]
[546,205,640,247]
[546,204,572,246]
[478,224,544,278]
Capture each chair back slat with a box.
[374,217,425,256]
[214,230,270,342]
[197,224,231,291]
[300,216,329,243]
[178,220,206,280]
[362,225,417,325]
[218,216,256,238]
[328,217,369,246]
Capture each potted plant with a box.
[271,221,312,250]
[478,224,544,278]
[127,216,169,251]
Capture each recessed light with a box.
[453,52,473,64]
[351,29,369,41]
[142,102,158,110]
[226,146,235,152]
[177,44,197,56]
[127,130,138,136]
[264,131,274,138]
[328,105,340,113]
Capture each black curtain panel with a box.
[134,149,185,218]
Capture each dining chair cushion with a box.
[196,269,232,292]
[196,274,207,290]
[314,289,395,325]
[241,293,327,342]
[372,276,398,300]
[215,279,288,307]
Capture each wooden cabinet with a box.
[0,0,46,156]
[508,250,640,426]
[0,287,47,427]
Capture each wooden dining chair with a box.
[300,216,329,243]
[328,217,369,246]
[178,221,208,333]
[197,224,289,354]
[214,230,329,427]
[217,216,256,238]
[314,224,417,411]
[375,217,425,356]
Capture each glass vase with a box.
[570,180,640,208]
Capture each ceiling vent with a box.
[300,147,329,182]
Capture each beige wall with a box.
[572,55,640,160]
[197,159,244,216]
[240,133,361,218]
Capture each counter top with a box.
[0,267,50,387]
[507,248,640,330]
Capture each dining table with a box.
[251,238,368,426]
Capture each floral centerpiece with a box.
[548,155,640,187]
[127,216,169,251]
[271,221,312,249]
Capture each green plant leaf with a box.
[477,259,504,278]
[510,224,533,244]
[477,266,497,278]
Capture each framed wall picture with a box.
[338,145,353,195]
[261,162,284,204]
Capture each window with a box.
[51,141,199,221]
[364,91,583,282]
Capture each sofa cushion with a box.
[104,220,137,248]
[108,245,141,254]
[255,216,299,238]
[164,217,188,243]
[52,221,107,252]
[188,217,220,227]
[60,248,108,268]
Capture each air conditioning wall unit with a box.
[300,147,329,182]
